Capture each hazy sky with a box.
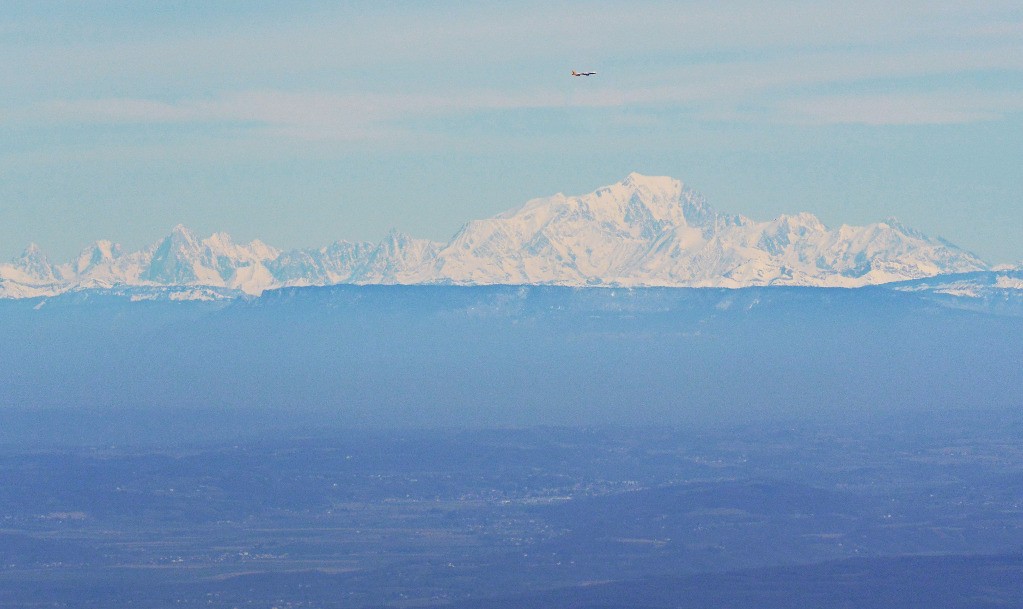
[2,1,1021,263]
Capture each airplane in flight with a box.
[571,70,596,76]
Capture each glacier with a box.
[0,173,996,299]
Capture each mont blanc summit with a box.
[0,174,989,298]
[415,173,985,287]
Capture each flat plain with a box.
[2,418,1022,608]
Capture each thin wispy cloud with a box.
[16,34,1023,139]
[1,1,1022,263]
[1,0,1017,137]
[782,92,1023,126]
[3,2,1020,91]
[20,89,631,142]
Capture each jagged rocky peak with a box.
[381,227,413,248]
[17,242,46,263]
[0,173,1002,300]
[771,212,827,234]
[14,243,58,281]
[613,171,679,197]
[205,231,235,249]
[147,225,198,264]
[208,231,281,261]
[75,240,121,273]
[143,225,205,283]
[324,240,374,259]
[245,239,280,260]
[583,173,722,231]
[582,173,681,210]
[168,223,196,240]
[878,216,930,241]
[371,228,439,263]
[20,242,43,257]
[502,173,691,233]
[166,223,204,253]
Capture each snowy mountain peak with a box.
[596,172,680,201]
[513,174,690,230]
[13,243,57,282]
[382,227,413,244]
[412,174,986,287]
[166,223,200,246]
[771,212,827,234]
[145,230,202,284]
[620,171,681,193]
[603,173,725,230]
[205,231,234,248]
[74,240,121,274]
[0,174,999,299]
[246,239,280,261]
[136,227,282,292]
[879,216,929,240]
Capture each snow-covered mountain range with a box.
[0,173,998,299]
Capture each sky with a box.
[1,0,1021,264]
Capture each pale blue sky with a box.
[2,1,1021,263]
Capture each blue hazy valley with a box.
[1,280,1022,608]
[2,277,1021,438]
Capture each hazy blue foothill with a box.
[1,280,1021,444]
[2,282,1022,609]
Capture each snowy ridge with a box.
[891,268,1023,299]
[0,173,996,299]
